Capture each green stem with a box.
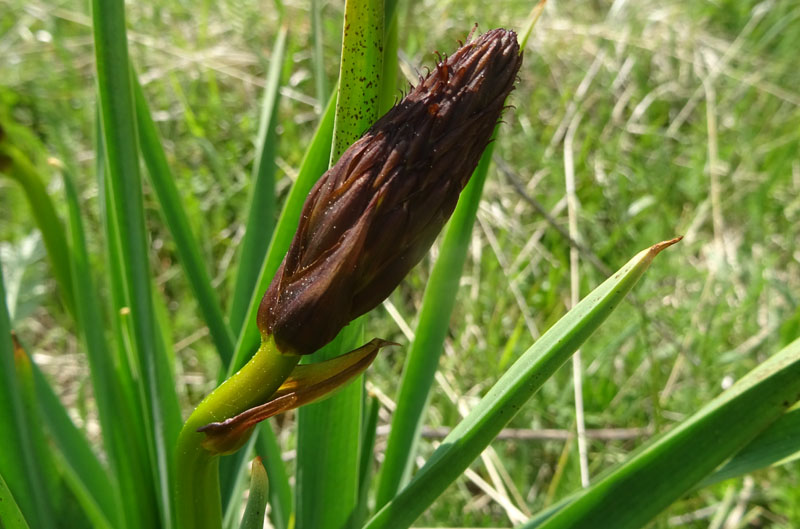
[175,335,299,529]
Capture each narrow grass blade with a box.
[51,448,115,529]
[30,362,120,527]
[95,110,165,529]
[0,269,55,528]
[364,238,681,529]
[296,319,366,529]
[221,438,258,529]
[239,457,269,529]
[519,0,548,50]
[132,69,235,365]
[229,25,288,335]
[529,336,800,529]
[9,335,63,525]
[375,137,496,509]
[700,405,800,487]
[0,472,30,529]
[273,0,286,26]
[0,140,75,317]
[91,1,181,525]
[64,167,159,529]
[310,0,327,107]
[356,395,381,526]
[227,94,335,375]
[17,336,118,529]
[255,425,293,529]
[0,134,114,527]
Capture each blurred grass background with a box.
[2,0,799,526]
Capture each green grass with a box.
[2,0,800,527]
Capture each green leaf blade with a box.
[310,0,327,107]
[0,269,55,529]
[0,140,75,318]
[356,395,381,526]
[375,137,496,509]
[700,405,800,488]
[132,70,235,366]
[64,167,158,529]
[239,458,270,529]
[295,320,366,529]
[51,448,116,529]
[526,337,800,529]
[0,472,31,529]
[95,111,165,529]
[91,1,182,525]
[256,424,293,529]
[364,239,681,529]
[229,26,288,336]
[30,362,121,528]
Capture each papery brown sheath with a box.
[258,28,523,355]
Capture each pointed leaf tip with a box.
[635,236,683,269]
[651,236,683,254]
[239,456,269,529]
[519,0,548,50]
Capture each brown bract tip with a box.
[650,236,683,256]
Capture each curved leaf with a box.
[528,336,800,529]
[229,26,288,335]
[364,238,681,529]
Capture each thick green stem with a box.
[175,335,299,529]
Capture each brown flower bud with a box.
[258,28,522,355]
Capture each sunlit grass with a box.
[1,0,799,526]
